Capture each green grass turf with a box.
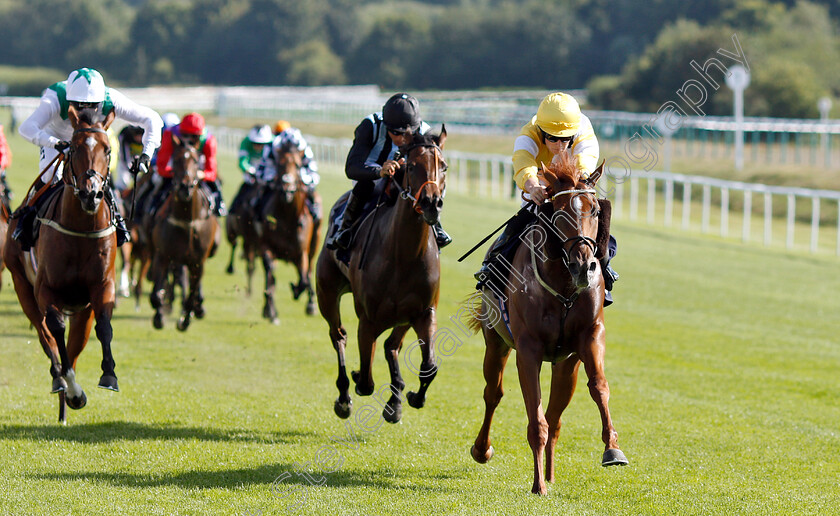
[1,125,839,515]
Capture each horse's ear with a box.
[68,104,79,128]
[172,133,182,147]
[103,109,116,131]
[586,160,605,186]
[437,124,447,149]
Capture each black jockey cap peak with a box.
[382,93,421,133]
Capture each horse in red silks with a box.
[466,151,628,494]
[149,136,218,331]
[257,141,321,322]
[3,106,120,423]
[316,128,447,423]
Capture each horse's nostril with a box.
[436,198,443,209]
[95,191,104,200]
[589,261,598,272]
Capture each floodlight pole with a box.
[726,65,750,172]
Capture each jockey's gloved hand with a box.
[131,154,151,176]
[54,140,71,152]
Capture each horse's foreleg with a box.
[544,356,581,483]
[381,325,410,423]
[516,343,548,495]
[472,327,511,464]
[45,306,86,413]
[118,244,131,298]
[245,242,256,297]
[177,263,203,331]
[226,234,237,274]
[93,311,118,391]
[352,319,379,397]
[578,324,628,467]
[406,307,438,410]
[261,252,278,324]
[149,255,167,329]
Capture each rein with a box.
[64,127,111,197]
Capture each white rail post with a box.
[664,179,674,227]
[647,177,656,224]
[614,181,624,219]
[490,159,500,198]
[502,162,513,199]
[810,196,820,253]
[764,192,773,246]
[786,194,796,249]
[702,184,711,233]
[742,190,752,243]
[682,181,691,230]
[720,187,730,238]
[459,158,468,194]
[630,177,639,221]
[479,158,489,197]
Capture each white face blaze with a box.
[85,136,98,151]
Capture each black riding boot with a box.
[327,193,365,251]
[474,209,534,289]
[207,180,227,217]
[432,221,452,248]
[105,187,130,247]
[12,178,47,251]
[601,235,618,307]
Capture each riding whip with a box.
[457,206,530,262]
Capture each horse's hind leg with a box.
[351,319,380,397]
[381,325,410,423]
[84,300,118,392]
[472,327,511,464]
[544,356,581,483]
[8,270,64,392]
[406,307,438,410]
[316,253,351,418]
[577,329,628,466]
[261,251,279,324]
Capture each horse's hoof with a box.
[153,313,164,330]
[406,391,425,409]
[290,282,302,300]
[119,287,130,298]
[305,303,316,316]
[531,483,547,496]
[194,306,205,319]
[354,384,374,396]
[471,444,494,464]
[383,401,402,424]
[271,317,280,326]
[177,316,190,332]
[602,448,629,467]
[334,398,352,419]
[98,375,119,392]
[226,265,234,275]
[51,377,67,393]
[66,391,87,410]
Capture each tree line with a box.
[0,0,838,118]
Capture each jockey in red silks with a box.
[149,112,226,217]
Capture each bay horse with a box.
[3,106,119,423]
[224,183,260,296]
[467,151,627,495]
[258,141,321,322]
[149,137,218,331]
[0,178,9,290]
[316,127,447,423]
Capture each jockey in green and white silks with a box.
[19,68,163,186]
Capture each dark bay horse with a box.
[3,107,119,423]
[258,142,321,322]
[316,128,447,423]
[467,152,627,494]
[149,137,218,331]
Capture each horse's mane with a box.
[404,131,439,150]
[541,149,580,192]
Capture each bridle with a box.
[64,127,111,200]
[530,187,600,307]
[392,142,446,214]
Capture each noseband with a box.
[65,127,111,199]
[393,142,446,214]
[531,187,600,306]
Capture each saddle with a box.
[326,180,397,264]
[11,183,64,251]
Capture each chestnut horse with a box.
[467,152,627,494]
[149,137,218,331]
[258,142,321,322]
[3,107,119,423]
[316,128,447,423]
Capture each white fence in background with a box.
[222,129,840,257]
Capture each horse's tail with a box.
[461,291,485,334]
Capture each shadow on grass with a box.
[0,421,309,445]
[31,462,464,492]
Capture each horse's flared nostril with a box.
[436,198,443,209]
[589,261,598,272]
